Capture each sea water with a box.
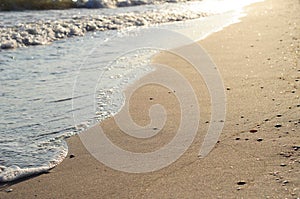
[0,0,262,182]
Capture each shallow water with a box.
[0,0,262,182]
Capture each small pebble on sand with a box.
[280,163,287,167]
[249,129,258,133]
[237,181,246,185]
[292,145,300,151]
[282,180,289,184]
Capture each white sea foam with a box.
[0,146,67,183]
[0,166,50,183]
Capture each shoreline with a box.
[0,0,254,181]
[1,0,299,198]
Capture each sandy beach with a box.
[0,0,299,198]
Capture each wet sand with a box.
[0,0,299,198]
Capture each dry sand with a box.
[0,0,299,198]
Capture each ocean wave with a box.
[0,0,196,11]
[78,0,193,8]
[0,146,67,183]
[0,9,209,49]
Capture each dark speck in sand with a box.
[275,124,282,128]
[249,129,258,133]
[282,180,289,185]
[256,138,263,142]
[69,154,75,158]
[149,97,153,100]
[292,145,300,151]
[280,163,287,167]
[237,181,246,185]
